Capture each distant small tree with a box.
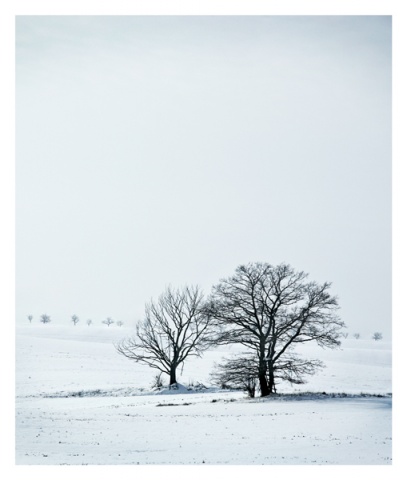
[86,319,92,326]
[103,317,115,327]
[343,332,348,339]
[40,314,51,324]
[27,315,33,323]
[71,314,80,326]
[353,333,360,339]
[372,332,383,341]
[116,321,124,327]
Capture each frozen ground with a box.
[15,325,392,465]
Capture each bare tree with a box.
[207,262,345,396]
[103,317,115,327]
[116,285,215,386]
[40,314,51,324]
[353,333,360,339]
[86,319,92,326]
[27,315,33,323]
[372,332,383,341]
[116,321,124,327]
[71,314,80,326]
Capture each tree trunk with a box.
[268,363,276,394]
[259,357,271,396]
[247,381,256,398]
[259,373,270,396]
[169,365,177,385]
[259,342,271,396]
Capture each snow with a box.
[15,324,392,465]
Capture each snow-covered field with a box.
[15,325,392,465]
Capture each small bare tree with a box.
[27,315,33,323]
[86,319,92,326]
[151,373,164,390]
[211,354,258,398]
[353,333,360,339]
[116,320,124,327]
[71,314,80,326]
[40,314,51,324]
[372,332,383,341]
[103,317,114,327]
[212,351,323,397]
[116,285,215,386]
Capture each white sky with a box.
[15,15,391,337]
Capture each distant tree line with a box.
[26,314,124,327]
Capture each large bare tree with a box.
[208,262,345,396]
[116,285,215,386]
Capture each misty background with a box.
[15,16,391,338]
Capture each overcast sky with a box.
[15,16,391,337]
